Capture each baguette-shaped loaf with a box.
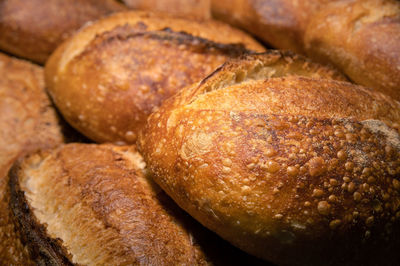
[45,11,265,144]
[123,0,211,20]
[9,144,266,265]
[211,0,400,101]
[0,0,125,64]
[0,53,64,265]
[138,53,400,265]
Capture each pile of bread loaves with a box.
[0,0,399,265]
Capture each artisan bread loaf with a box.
[304,0,400,101]
[45,11,265,144]
[0,0,125,64]
[138,53,400,265]
[9,144,266,265]
[211,0,319,53]
[0,53,64,265]
[211,0,400,101]
[123,0,211,20]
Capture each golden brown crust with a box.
[211,0,321,53]
[45,11,264,144]
[212,0,400,101]
[0,53,64,265]
[0,0,125,64]
[304,0,400,101]
[9,144,267,265]
[123,0,211,20]
[138,53,400,265]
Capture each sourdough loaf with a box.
[0,53,64,265]
[138,53,400,265]
[9,144,266,265]
[304,0,400,101]
[0,0,125,64]
[123,0,211,20]
[211,0,400,101]
[45,11,265,144]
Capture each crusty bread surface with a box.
[211,0,400,101]
[0,53,64,265]
[45,11,265,144]
[138,53,400,265]
[123,0,211,20]
[304,0,400,101]
[9,143,267,265]
[211,0,321,53]
[0,0,125,64]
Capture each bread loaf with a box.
[45,11,265,144]
[0,53,64,265]
[211,0,400,101]
[0,0,125,64]
[8,143,267,265]
[138,53,400,265]
[304,0,400,101]
[211,0,318,53]
[123,0,211,20]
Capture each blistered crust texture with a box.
[139,54,400,265]
[45,11,264,144]
[0,0,125,64]
[0,53,64,265]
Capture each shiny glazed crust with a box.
[138,53,400,265]
[8,144,267,265]
[0,53,64,265]
[45,11,265,144]
[0,0,125,64]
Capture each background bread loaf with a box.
[45,11,264,144]
[211,0,319,53]
[123,0,211,20]
[9,144,267,265]
[211,0,400,101]
[304,0,400,101]
[138,53,400,265]
[0,0,125,64]
[0,53,65,265]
